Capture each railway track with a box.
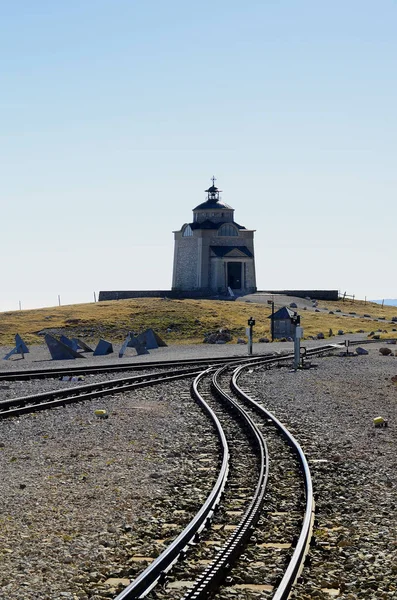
[0,345,336,421]
[0,365,205,419]
[0,355,270,382]
[100,347,333,599]
[1,344,338,599]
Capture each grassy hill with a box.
[0,297,396,346]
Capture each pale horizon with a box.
[1,1,396,312]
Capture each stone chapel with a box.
[172,178,257,296]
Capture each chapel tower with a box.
[172,178,256,296]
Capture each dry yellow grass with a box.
[0,297,396,346]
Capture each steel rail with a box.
[113,368,230,599]
[1,337,393,382]
[119,346,332,599]
[347,338,397,345]
[1,346,336,597]
[0,354,269,382]
[180,364,269,599]
[231,363,315,600]
[0,366,204,419]
[0,348,333,419]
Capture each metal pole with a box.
[19,300,21,311]
[58,295,61,306]
[294,334,300,370]
[294,324,303,370]
[94,291,97,303]
[271,302,274,342]
[247,317,255,356]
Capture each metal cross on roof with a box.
[211,176,217,186]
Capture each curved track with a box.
[0,355,269,382]
[1,345,339,599]
[111,347,334,599]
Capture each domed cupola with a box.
[193,177,234,224]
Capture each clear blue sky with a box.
[1,1,396,311]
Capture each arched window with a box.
[182,225,193,237]
[218,224,238,236]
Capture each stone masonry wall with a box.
[173,237,198,289]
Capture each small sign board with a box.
[295,326,303,339]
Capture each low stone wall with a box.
[98,290,214,301]
[99,291,170,301]
[99,289,339,302]
[259,290,339,301]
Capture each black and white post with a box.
[294,323,303,370]
[247,317,255,356]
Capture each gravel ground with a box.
[0,336,371,374]
[0,379,219,600]
[1,342,397,600]
[239,344,397,599]
[0,367,195,402]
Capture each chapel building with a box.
[172,178,256,296]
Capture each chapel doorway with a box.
[227,262,242,289]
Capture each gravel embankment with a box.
[0,335,368,373]
[0,379,219,600]
[1,342,397,600]
[239,345,397,599]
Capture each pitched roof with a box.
[210,245,253,258]
[268,306,297,320]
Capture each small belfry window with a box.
[219,224,238,236]
[182,225,193,237]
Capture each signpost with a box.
[247,317,255,356]
[294,325,303,370]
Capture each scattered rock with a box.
[373,416,388,428]
[356,347,369,355]
[317,332,325,340]
[258,337,269,343]
[379,347,392,356]
[237,338,247,344]
[289,302,297,308]
[204,329,232,344]
[104,578,130,588]
[94,409,108,419]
